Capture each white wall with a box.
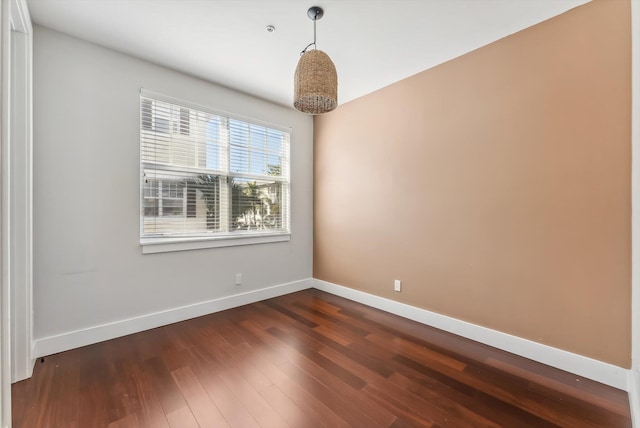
[32,26,313,352]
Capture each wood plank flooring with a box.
[12,289,631,427]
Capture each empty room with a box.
[1,0,640,426]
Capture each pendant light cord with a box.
[300,9,320,55]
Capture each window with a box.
[140,91,290,251]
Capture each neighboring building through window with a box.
[140,91,290,246]
[142,179,185,217]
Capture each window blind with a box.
[140,93,290,241]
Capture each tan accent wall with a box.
[313,0,632,367]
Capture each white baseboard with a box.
[314,279,629,391]
[32,278,314,358]
[30,277,630,392]
[630,368,640,428]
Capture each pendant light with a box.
[294,6,338,115]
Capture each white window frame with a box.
[139,89,291,254]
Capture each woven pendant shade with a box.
[294,49,337,115]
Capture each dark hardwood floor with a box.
[12,289,631,427]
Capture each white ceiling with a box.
[26,0,590,109]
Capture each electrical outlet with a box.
[235,273,242,286]
[394,279,401,292]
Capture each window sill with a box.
[141,232,291,254]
